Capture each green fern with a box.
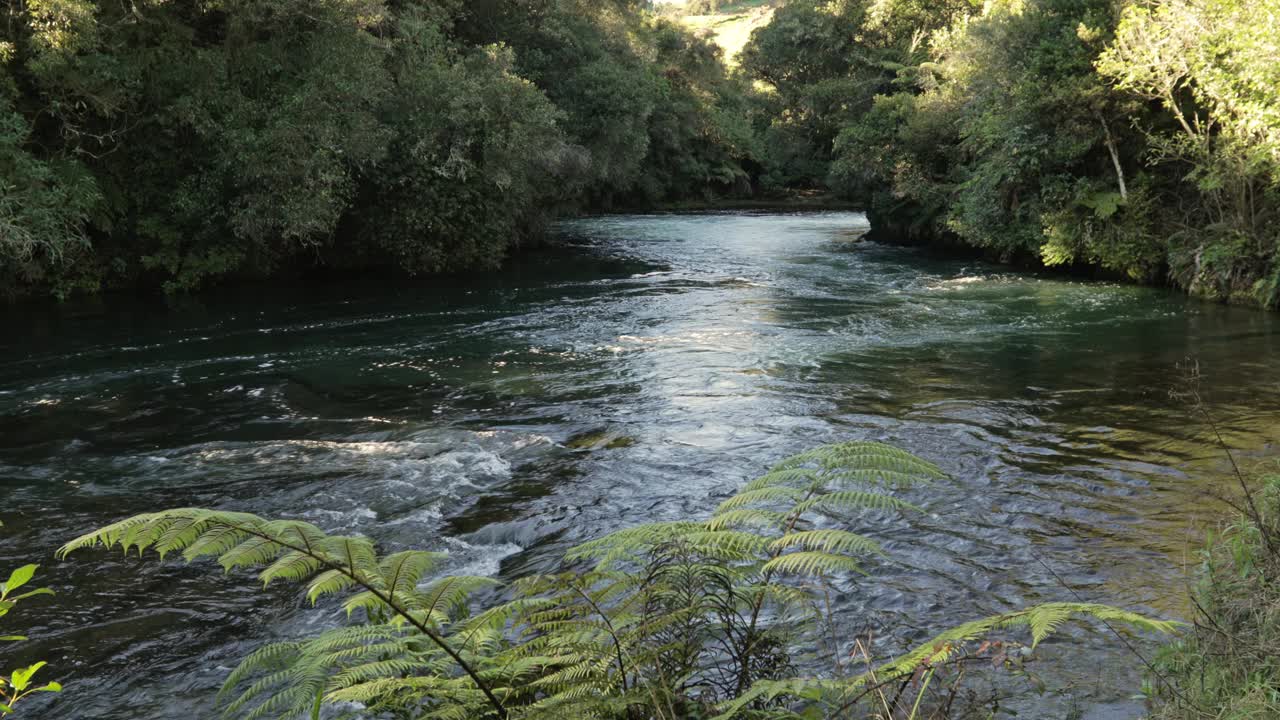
[713,602,1182,720]
[58,509,512,719]
[55,442,1177,720]
[526,441,944,714]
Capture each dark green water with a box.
[3,212,1279,718]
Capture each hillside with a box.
[679,0,782,64]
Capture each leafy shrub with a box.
[1148,473,1280,719]
[1,523,62,716]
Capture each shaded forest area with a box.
[3,0,1279,306]
[1,0,758,295]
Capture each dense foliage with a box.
[0,0,757,297]
[7,0,1277,304]
[741,0,1280,307]
[1148,471,1280,719]
[60,442,1174,719]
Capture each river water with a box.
[3,212,1279,718]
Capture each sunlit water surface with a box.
[3,212,1279,718]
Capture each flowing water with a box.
[3,212,1279,719]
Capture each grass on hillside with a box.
[677,0,783,64]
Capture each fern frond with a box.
[794,490,922,514]
[217,641,304,704]
[417,575,500,624]
[380,550,448,599]
[566,522,704,566]
[714,486,808,513]
[759,551,867,578]
[326,675,486,706]
[331,658,439,688]
[704,508,788,532]
[877,602,1180,675]
[259,550,322,587]
[682,530,772,559]
[307,568,358,604]
[741,468,822,492]
[715,603,1178,719]
[768,529,883,557]
[58,443,951,720]
[59,508,513,720]
[712,676,840,720]
[772,442,943,476]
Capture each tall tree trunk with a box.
[1096,111,1128,200]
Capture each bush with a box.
[1,522,62,716]
[1147,473,1280,719]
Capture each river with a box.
[2,212,1278,718]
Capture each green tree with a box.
[0,0,758,298]
[1098,0,1280,305]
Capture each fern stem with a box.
[906,668,934,720]
[736,482,820,694]
[568,582,631,694]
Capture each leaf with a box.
[0,636,27,642]
[1081,190,1124,219]
[761,551,867,577]
[10,588,54,602]
[2,565,37,595]
[769,529,883,557]
[10,661,46,692]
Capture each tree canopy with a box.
[4,0,1279,306]
[0,0,757,297]
[742,0,1280,307]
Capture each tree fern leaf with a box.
[184,524,251,560]
[58,511,165,556]
[565,522,703,564]
[217,641,303,704]
[343,590,385,618]
[682,530,771,559]
[795,490,922,514]
[759,551,866,578]
[704,508,787,532]
[220,536,284,571]
[741,468,822,492]
[151,515,210,558]
[418,575,500,624]
[872,602,1182,680]
[380,550,448,601]
[320,536,379,581]
[259,550,322,587]
[306,569,357,604]
[769,529,883,557]
[826,467,940,488]
[714,486,808,514]
[331,658,437,688]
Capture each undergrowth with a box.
[1147,472,1280,720]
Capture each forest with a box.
[2,0,1278,305]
